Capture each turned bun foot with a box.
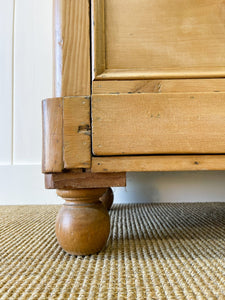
[56,188,110,255]
[100,188,114,210]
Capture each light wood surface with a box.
[45,172,126,189]
[93,0,105,78]
[100,188,114,210]
[53,0,90,96]
[96,69,225,80]
[93,79,225,95]
[56,188,110,255]
[43,0,225,257]
[92,93,225,155]
[42,98,63,173]
[94,0,225,79]
[63,97,91,169]
[92,156,225,172]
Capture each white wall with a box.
[0,0,58,205]
[1,0,225,205]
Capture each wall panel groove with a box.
[0,0,14,164]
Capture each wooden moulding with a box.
[92,156,225,173]
[92,93,225,155]
[53,0,90,97]
[92,0,105,78]
[45,172,126,189]
[42,98,63,173]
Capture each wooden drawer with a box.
[92,0,225,157]
[94,0,225,80]
[92,92,225,155]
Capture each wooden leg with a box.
[55,188,110,255]
[100,187,114,210]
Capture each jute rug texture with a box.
[0,203,225,299]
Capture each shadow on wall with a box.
[113,171,225,204]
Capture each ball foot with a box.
[100,188,114,210]
[56,188,110,255]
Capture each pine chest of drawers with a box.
[42,0,225,255]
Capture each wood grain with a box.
[93,79,225,95]
[100,188,114,210]
[45,172,126,189]
[93,0,105,78]
[96,69,225,80]
[63,97,91,169]
[56,188,110,255]
[53,0,90,96]
[42,98,63,173]
[94,0,225,79]
[92,93,225,155]
[92,156,225,172]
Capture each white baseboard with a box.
[0,165,225,205]
[0,165,60,205]
[0,165,127,205]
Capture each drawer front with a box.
[92,93,225,155]
[93,0,225,80]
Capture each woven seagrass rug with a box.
[0,203,225,299]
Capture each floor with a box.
[0,203,225,299]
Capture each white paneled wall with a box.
[1,1,225,205]
[0,0,13,165]
[14,0,53,164]
[0,0,58,204]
